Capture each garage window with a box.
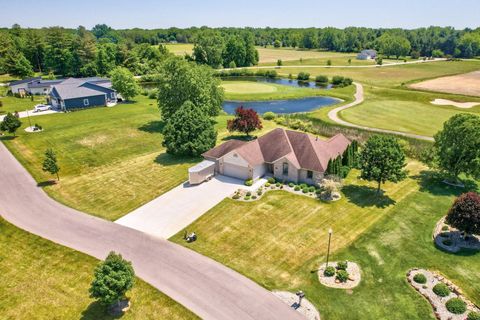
[282,163,289,175]
[307,170,313,179]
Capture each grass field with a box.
[1,95,280,220]
[171,162,480,319]
[222,80,354,102]
[0,95,47,114]
[0,217,197,320]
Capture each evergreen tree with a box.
[42,148,60,181]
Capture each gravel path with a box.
[327,83,434,141]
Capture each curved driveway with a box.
[327,82,434,141]
[0,142,303,320]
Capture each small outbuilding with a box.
[357,49,377,60]
[188,160,216,185]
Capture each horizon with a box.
[1,0,479,30]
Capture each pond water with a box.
[223,96,339,115]
[222,76,333,89]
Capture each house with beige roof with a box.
[189,128,350,185]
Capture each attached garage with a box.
[223,163,250,180]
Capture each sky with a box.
[1,0,479,30]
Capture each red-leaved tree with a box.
[446,192,480,235]
[227,106,263,136]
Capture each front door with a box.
[266,163,274,174]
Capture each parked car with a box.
[33,104,51,113]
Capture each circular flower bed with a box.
[318,261,361,289]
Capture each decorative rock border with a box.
[433,217,480,253]
[231,180,322,202]
[24,126,43,133]
[318,261,361,289]
[407,268,480,320]
[272,291,320,320]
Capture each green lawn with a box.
[0,95,47,114]
[1,95,279,220]
[222,80,354,102]
[0,217,197,320]
[171,162,480,319]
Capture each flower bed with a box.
[433,217,480,253]
[407,268,480,320]
[317,261,361,289]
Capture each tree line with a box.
[1,24,480,78]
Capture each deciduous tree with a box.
[446,192,480,236]
[227,106,263,137]
[110,67,139,101]
[0,112,22,136]
[359,135,407,194]
[42,148,60,181]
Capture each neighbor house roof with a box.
[50,78,114,100]
[9,77,42,86]
[204,128,350,172]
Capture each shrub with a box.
[323,266,335,277]
[257,190,262,196]
[244,179,253,186]
[302,187,308,193]
[288,182,295,188]
[246,191,251,196]
[294,186,300,191]
[468,311,480,320]
[332,76,345,86]
[300,183,307,189]
[265,182,271,187]
[268,177,276,184]
[232,193,240,200]
[432,283,450,297]
[148,89,158,99]
[315,75,329,85]
[263,111,276,120]
[336,270,349,283]
[308,186,316,193]
[252,195,257,199]
[265,70,277,78]
[413,273,427,284]
[297,72,310,81]
[336,261,348,270]
[315,188,322,194]
[445,298,466,314]
[442,239,453,246]
[442,225,449,231]
[244,195,251,200]
[275,182,281,187]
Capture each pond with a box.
[223,96,339,115]
[222,76,333,89]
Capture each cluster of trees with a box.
[191,30,258,68]
[157,57,223,156]
[0,24,173,78]
[326,140,358,178]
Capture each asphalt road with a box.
[0,142,304,320]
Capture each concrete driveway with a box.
[116,175,266,239]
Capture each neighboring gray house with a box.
[8,77,42,94]
[199,128,350,184]
[49,78,117,111]
[357,49,377,60]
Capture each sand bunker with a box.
[431,99,480,109]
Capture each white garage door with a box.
[223,163,250,180]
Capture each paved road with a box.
[117,175,266,239]
[327,82,434,141]
[0,142,303,320]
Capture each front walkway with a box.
[116,175,266,239]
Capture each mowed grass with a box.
[0,217,197,320]
[164,43,194,56]
[1,95,279,220]
[0,94,47,114]
[171,162,480,319]
[222,80,354,102]
[339,87,480,136]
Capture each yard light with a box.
[25,109,32,129]
[326,228,333,268]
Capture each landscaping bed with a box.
[317,261,361,289]
[272,291,320,320]
[433,217,480,253]
[407,268,480,320]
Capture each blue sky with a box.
[1,0,479,29]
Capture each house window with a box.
[282,163,289,175]
[83,99,89,106]
[110,92,115,99]
[307,170,313,179]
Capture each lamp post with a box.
[25,109,32,129]
[326,228,333,267]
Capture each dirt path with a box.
[327,83,434,141]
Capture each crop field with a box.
[410,70,480,97]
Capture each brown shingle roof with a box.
[205,128,350,172]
